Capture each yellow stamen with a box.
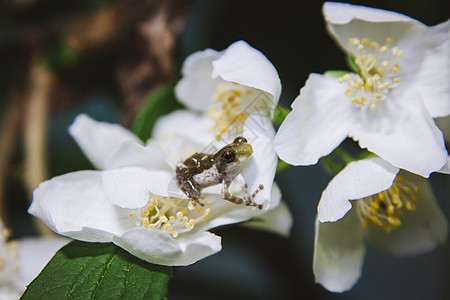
[357,175,419,232]
[134,195,213,238]
[339,37,403,111]
[207,82,264,140]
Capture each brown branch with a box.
[0,96,22,223]
[116,0,192,126]
[22,58,54,236]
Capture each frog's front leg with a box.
[222,180,264,209]
[176,175,205,207]
[186,186,205,207]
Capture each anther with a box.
[357,175,419,232]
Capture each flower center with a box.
[338,37,403,110]
[356,176,418,232]
[131,195,212,238]
[208,82,256,141]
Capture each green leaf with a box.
[21,241,173,300]
[272,105,291,125]
[132,80,183,142]
[323,70,350,79]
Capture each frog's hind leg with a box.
[244,183,264,209]
[244,183,264,200]
[222,181,264,210]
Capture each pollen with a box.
[338,37,403,111]
[356,175,418,232]
[134,195,213,239]
[208,81,267,141]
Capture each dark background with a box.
[0,0,449,299]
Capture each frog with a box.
[175,136,264,209]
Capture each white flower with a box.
[29,112,292,266]
[0,221,68,300]
[313,157,448,292]
[14,237,69,295]
[274,2,449,177]
[176,40,281,141]
[0,223,19,300]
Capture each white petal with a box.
[366,171,448,255]
[351,92,448,177]
[438,156,450,174]
[101,167,176,209]
[242,201,292,237]
[16,237,70,288]
[29,171,134,242]
[190,179,272,234]
[436,116,450,144]
[323,2,417,24]
[0,287,21,299]
[274,74,353,166]
[69,114,141,170]
[313,209,366,293]
[323,2,423,56]
[212,41,281,114]
[113,228,221,266]
[323,3,450,119]
[411,20,450,118]
[152,110,216,164]
[104,140,172,172]
[196,182,285,235]
[175,49,222,111]
[318,157,399,223]
[241,113,277,206]
[194,192,261,232]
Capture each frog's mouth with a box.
[236,144,253,159]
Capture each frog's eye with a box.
[233,137,247,144]
[222,150,236,163]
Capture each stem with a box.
[276,159,291,173]
[333,147,354,164]
[320,146,356,174]
[320,155,345,174]
[272,105,291,126]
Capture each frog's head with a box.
[214,136,253,179]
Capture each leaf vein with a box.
[120,260,132,297]
[64,261,89,300]
[90,250,118,299]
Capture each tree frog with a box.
[176,137,264,209]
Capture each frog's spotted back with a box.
[175,137,263,209]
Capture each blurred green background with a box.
[0,0,448,299]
